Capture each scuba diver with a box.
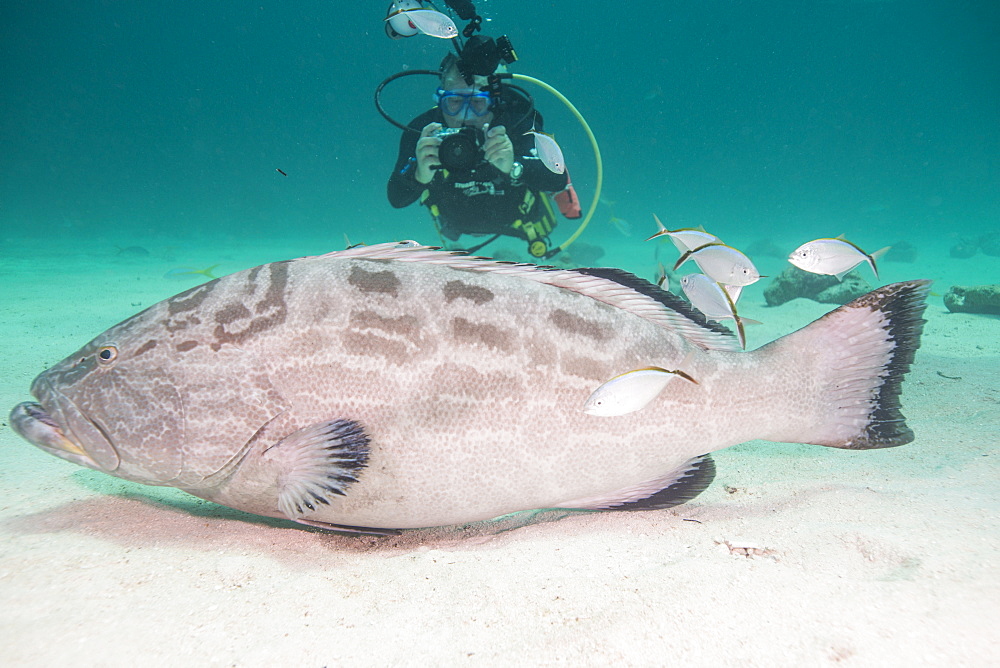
[384,32,577,256]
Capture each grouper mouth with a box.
[10,383,120,472]
[10,401,86,455]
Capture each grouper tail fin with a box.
[758,280,931,449]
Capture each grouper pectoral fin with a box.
[553,455,716,511]
[261,418,371,521]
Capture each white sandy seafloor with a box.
[0,232,997,667]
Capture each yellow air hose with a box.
[512,74,603,259]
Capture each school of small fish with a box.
[646,215,760,349]
[647,216,891,351]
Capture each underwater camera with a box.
[434,126,485,172]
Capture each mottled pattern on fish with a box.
[11,242,930,533]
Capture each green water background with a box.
[2,1,997,282]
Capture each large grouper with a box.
[10,241,930,534]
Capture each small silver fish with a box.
[789,237,890,281]
[673,242,762,287]
[680,274,760,350]
[681,274,740,317]
[525,131,566,174]
[396,9,458,39]
[163,265,220,281]
[584,367,698,417]
[646,215,721,253]
[115,245,151,257]
[609,215,632,237]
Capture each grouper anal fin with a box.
[553,455,716,511]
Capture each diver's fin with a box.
[295,518,402,536]
[264,418,371,520]
[554,455,716,511]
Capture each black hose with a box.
[374,70,441,133]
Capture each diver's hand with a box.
[414,123,443,184]
[483,125,514,175]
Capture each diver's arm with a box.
[387,114,437,208]
[387,142,424,208]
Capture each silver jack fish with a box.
[10,242,930,535]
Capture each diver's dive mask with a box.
[434,88,493,117]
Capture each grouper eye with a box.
[96,345,118,365]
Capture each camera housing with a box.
[434,126,485,172]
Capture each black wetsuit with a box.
[387,89,568,242]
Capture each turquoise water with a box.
[3,1,997,263]
[2,4,998,663]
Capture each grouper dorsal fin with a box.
[311,241,741,352]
